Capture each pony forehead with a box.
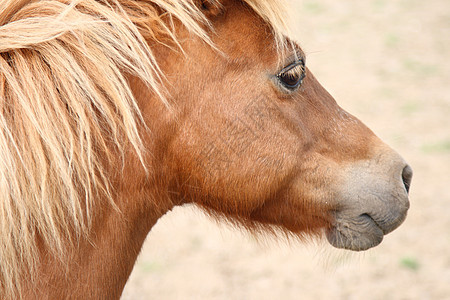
[153,0,293,60]
[241,0,291,39]
[150,0,291,47]
[122,0,293,63]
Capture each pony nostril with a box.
[401,165,413,194]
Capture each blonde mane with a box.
[0,0,289,297]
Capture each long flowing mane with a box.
[0,0,289,297]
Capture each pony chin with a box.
[326,214,385,251]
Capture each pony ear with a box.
[197,0,224,19]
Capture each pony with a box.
[0,0,412,298]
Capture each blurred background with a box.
[122,0,450,299]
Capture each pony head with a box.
[0,0,411,298]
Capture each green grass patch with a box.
[400,101,420,115]
[385,33,400,48]
[421,140,450,154]
[303,1,325,14]
[403,59,439,77]
[373,0,387,8]
[400,256,420,271]
[139,261,163,273]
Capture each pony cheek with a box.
[169,130,294,212]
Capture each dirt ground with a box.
[122,0,450,299]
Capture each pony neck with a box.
[24,179,172,299]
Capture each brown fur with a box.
[0,0,409,298]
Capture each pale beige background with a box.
[122,0,450,299]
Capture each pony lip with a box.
[326,199,409,251]
[325,217,384,251]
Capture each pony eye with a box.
[277,62,306,90]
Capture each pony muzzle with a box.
[326,150,412,251]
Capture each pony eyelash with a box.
[280,63,305,78]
